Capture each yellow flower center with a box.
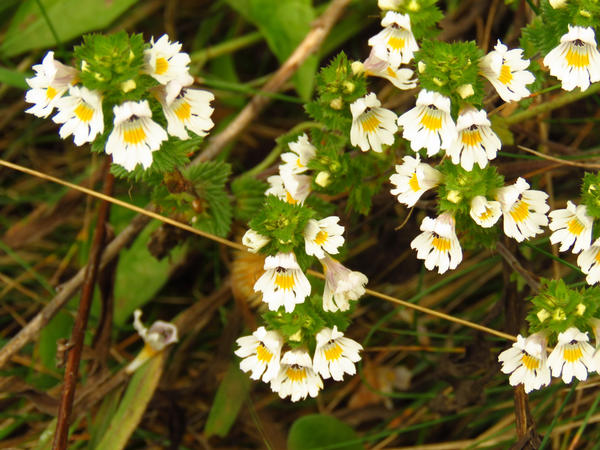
[286,366,307,382]
[74,102,94,123]
[123,125,147,145]
[324,343,343,361]
[432,236,451,252]
[510,200,530,223]
[386,67,397,78]
[155,57,169,75]
[255,343,273,363]
[478,207,494,221]
[361,113,381,133]
[285,191,297,205]
[521,353,540,370]
[563,346,583,363]
[275,272,296,290]
[314,230,328,246]
[567,217,585,236]
[461,129,482,147]
[420,111,442,131]
[46,86,58,100]
[498,64,513,85]
[408,172,421,192]
[174,101,191,121]
[387,36,406,51]
[296,157,303,168]
[565,48,590,68]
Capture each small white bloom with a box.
[389,154,442,207]
[410,213,462,274]
[105,100,168,171]
[52,86,104,146]
[235,326,283,382]
[543,25,600,92]
[577,238,600,285]
[549,201,593,254]
[25,51,78,118]
[320,255,368,313]
[280,168,312,203]
[363,49,418,90]
[498,332,551,393]
[368,12,419,66]
[158,83,215,140]
[350,93,398,152]
[480,40,535,102]
[496,177,549,242]
[378,0,403,10]
[144,34,194,85]
[446,108,501,171]
[271,348,323,402]
[280,134,316,175]
[304,217,345,259]
[126,309,178,373]
[548,327,596,383]
[397,89,457,156]
[254,252,311,313]
[242,229,270,253]
[470,195,502,228]
[313,326,363,381]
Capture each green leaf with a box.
[225,0,317,101]
[204,363,251,438]
[287,414,363,450]
[88,389,123,449]
[95,351,165,450]
[113,220,187,326]
[231,176,267,223]
[0,66,27,89]
[1,0,140,57]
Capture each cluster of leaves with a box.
[395,0,443,40]
[581,172,600,231]
[415,40,484,116]
[526,279,600,340]
[522,0,600,56]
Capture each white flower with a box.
[397,89,457,156]
[496,177,549,242]
[313,326,363,381]
[52,86,104,146]
[253,252,311,313]
[235,326,283,382]
[470,195,502,228]
[271,348,323,402]
[368,12,419,67]
[389,154,442,207]
[280,169,312,204]
[577,238,600,285]
[446,108,501,171]
[105,100,168,171]
[549,201,593,254]
[543,25,600,92]
[320,255,368,313]
[158,84,214,140]
[126,309,178,373]
[480,40,535,102]
[548,327,596,384]
[144,34,193,86]
[498,332,551,393]
[25,51,78,118]
[280,134,316,175]
[363,49,417,90]
[350,93,398,152]
[304,217,345,259]
[242,229,270,253]
[410,213,462,274]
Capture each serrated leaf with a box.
[204,363,250,438]
[231,176,267,223]
[287,414,363,450]
[95,351,165,450]
[1,0,140,57]
[225,0,317,101]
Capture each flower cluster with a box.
[25,33,215,172]
[235,326,362,401]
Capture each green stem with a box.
[506,83,600,125]
[241,122,324,178]
[539,384,576,449]
[190,32,263,65]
